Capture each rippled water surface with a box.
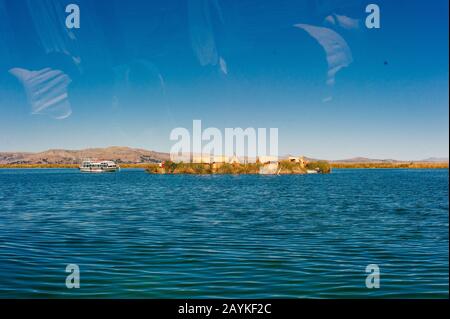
[0,169,448,298]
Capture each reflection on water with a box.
[0,169,448,298]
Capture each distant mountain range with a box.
[331,157,449,163]
[0,147,447,165]
[0,147,169,165]
[419,157,449,163]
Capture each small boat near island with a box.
[79,159,120,173]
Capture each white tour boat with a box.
[79,160,120,173]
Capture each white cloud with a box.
[219,57,228,75]
[9,67,72,119]
[25,0,80,64]
[324,14,360,30]
[295,23,353,86]
[188,0,227,75]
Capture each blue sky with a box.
[0,0,448,160]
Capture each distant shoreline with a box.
[2,146,448,170]
[0,162,448,169]
[330,162,448,169]
[0,164,151,169]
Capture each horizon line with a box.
[0,145,448,163]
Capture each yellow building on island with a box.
[191,154,241,165]
[288,156,307,168]
[256,156,276,164]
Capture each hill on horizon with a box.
[0,146,170,165]
[331,156,449,163]
[0,147,447,165]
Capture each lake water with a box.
[0,168,448,298]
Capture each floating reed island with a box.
[146,156,332,175]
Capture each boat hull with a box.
[79,167,119,173]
